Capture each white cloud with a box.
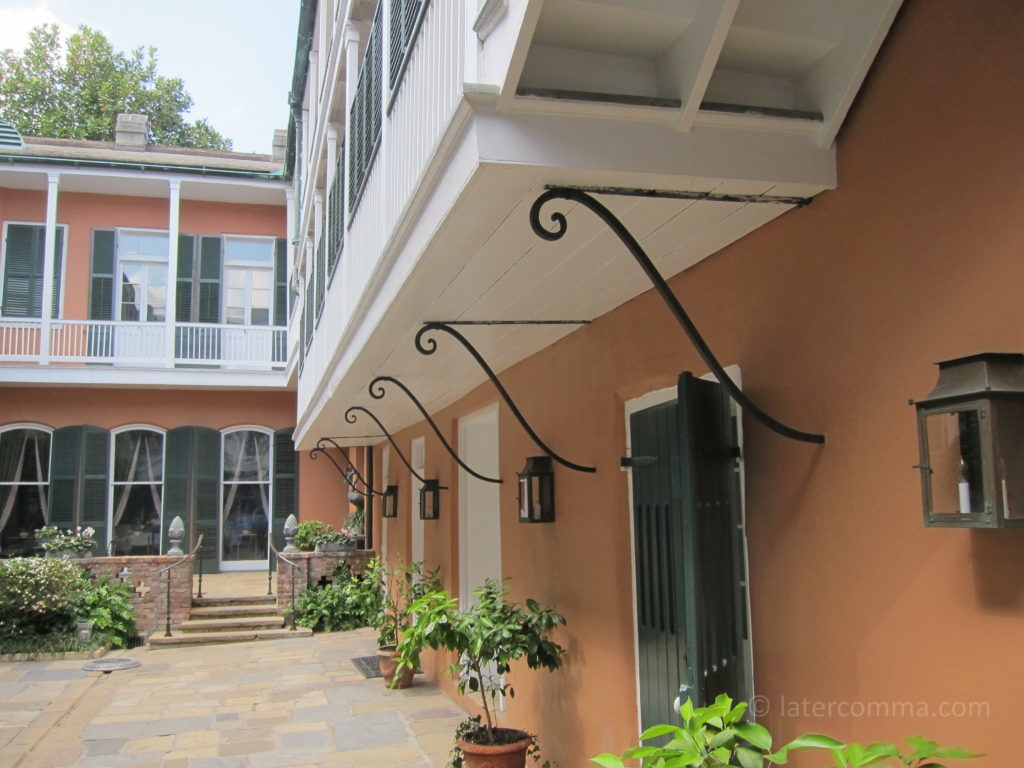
[0,3,76,54]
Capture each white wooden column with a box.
[165,179,181,366]
[39,172,60,364]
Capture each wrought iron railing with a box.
[156,534,203,638]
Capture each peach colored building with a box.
[285,0,1022,765]
[0,120,343,570]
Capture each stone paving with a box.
[0,629,466,768]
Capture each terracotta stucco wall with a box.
[372,2,1023,765]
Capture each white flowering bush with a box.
[34,525,97,554]
[0,557,86,638]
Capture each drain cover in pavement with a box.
[82,658,142,673]
[351,655,381,678]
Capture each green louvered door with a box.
[163,427,221,569]
[630,374,748,732]
[48,426,110,551]
[271,428,298,568]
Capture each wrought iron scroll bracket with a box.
[529,187,825,445]
[369,376,502,484]
[414,323,597,473]
[309,437,387,497]
[345,405,448,488]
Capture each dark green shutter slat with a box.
[176,234,195,322]
[89,230,115,320]
[164,427,193,555]
[274,238,287,326]
[2,224,41,318]
[79,426,110,551]
[49,426,82,525]
[194,427,220,570]
[198,236,221,323]
[271,428,298,565]
[50,227,64,319]
[315,238,325,321]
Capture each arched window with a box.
[221,428,272,566]
[110,427,164,555]
[0,425,51,555]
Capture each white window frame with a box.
[108,424,166,555]
[222,234,276,328]
[219,425,275,571]
[114,228,170,323]
[0,423,54,551]
[0,221,68,318]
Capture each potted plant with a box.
[344,507,366,548]
[36,525,97,558]
[374,558,441,689]
[294,520,331,551]
[395,579,566,768]
[313,529,355,553]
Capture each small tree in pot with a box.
[375,557,440,688]
[395,579,566,768]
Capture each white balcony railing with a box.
[0,319,286,371]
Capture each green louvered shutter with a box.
[176,234,195,322]
[2,224,41,317]
[49,426,82,526]
[194,428,221,570]
[271,428,298,566]
[163,427,193,554]
[197,236,222,323]
[50,227,64,319]
[79,426,110,552]
[89,230,115,320]
[274,238,287,326]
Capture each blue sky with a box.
[0,0,300,154]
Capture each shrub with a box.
[294,583,365,632]
[294,520,331,551]
[78,576,136,648]
[0,557,86,636]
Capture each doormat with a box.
[351,655,381,678]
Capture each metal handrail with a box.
[268,541,301,631]
[157,535,204,638]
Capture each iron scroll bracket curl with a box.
[345,405,448,489]
[369,376,502,484]
[309,437,387,497]
[529,187,825,445]
[414,323,597,473]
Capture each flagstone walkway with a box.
[0,629,466,768]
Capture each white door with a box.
[458,404,502,607]
[410,437,424,565]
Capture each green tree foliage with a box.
[0,24,232,150]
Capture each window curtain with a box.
[0,430,48,533]
[112,431,162,527]
[223,432,270,516]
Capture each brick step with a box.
[189,604,279,619]
[179,616,285,633]
[191,595,276,609]
[148,627,312,648]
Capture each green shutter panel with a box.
[197,236,222,323]
[50,227,64,319]
[274,238,287,326]
[194,427,221,570]
[176,234,195,322]
[164,427,193,554]
[49,426,82,525]
[89,230,115,320]
[78,426,110,552]
[2,224,41,318]
[272,428,298,564]
[315,238,325,321]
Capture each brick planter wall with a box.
[275,550,373,615]
[80,555,194,638]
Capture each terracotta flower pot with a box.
[458,729,533,768]
[377,646,415,689]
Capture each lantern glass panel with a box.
[923,408,985,517]
[518,475,530,522]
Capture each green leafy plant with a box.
[294,520,331,551]
[592,695,842,768]
[0,557,86,636]
[345,507,365,536]
[377,557,441,648]
[395,579,565,748]
[313,529,355,548]
[77,575,137,648]
[294,583,363,632]
[34,525,97,553]
[824,737,980,767]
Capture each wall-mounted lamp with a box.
[518,456,555,523]
[419,479,441,520]
[383,484,399,518]
[913,352,1024,528]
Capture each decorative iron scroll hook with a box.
[345,405,448,488]
[415,323,597,473]
[309,437,387,497]
[529,187,825,445]
[369,376,502,484]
